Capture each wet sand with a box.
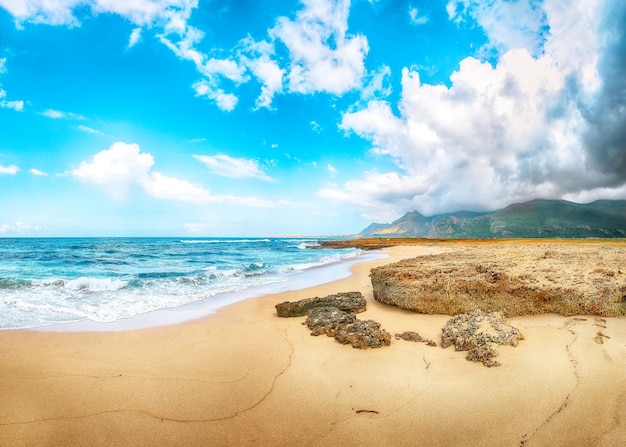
[2,243,626,446]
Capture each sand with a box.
[2,243,626,446]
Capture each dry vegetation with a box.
[370,239,626,317]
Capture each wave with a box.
[0,277,33,289]
[63,277,128,292]
[297,241,320,249]
[179,239,271,244]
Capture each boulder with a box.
[334,320,392,349]
[275,291,366,317]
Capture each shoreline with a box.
[24,248,390,333]
[2,242,626,446]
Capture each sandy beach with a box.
[2,243,626,446]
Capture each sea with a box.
[0,237,385,331]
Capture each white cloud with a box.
[0,58,24,111]
[0,0,198,28]
[72,142,273,206]
[140,171,219,204]
[0,221,44,235]
[29,168,48,176]
[446,0,548,57]
[72,142,154,198]
[319,171,429,219]
[327,0,626,220]
[408,6,428,25]
[0,99,24,111]
[42,109,84,120]
[360,64,392,101]
[310,121,323,133]
[127,27,142,49]
[238,37,284,109]
[193,154,277,182]
[192,79,239,112]
[327,163,338,176]
[0,164,19,175]
[271,0,369,95]
[1,0,370,111]
[0,0,83,26]
[77,125,103,135]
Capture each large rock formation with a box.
[441,310,523,367]
[275,291,366,317]
[371,243,626,317]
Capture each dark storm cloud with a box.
[583,1,626,184]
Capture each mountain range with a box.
[360,199,626,238]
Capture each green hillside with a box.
[360,199,626,238]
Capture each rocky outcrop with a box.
[275,292,366,317]
[276,292,391,349]
[371,243,626,317]
[441,310,523,367]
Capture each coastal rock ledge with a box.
[371,243,626,317]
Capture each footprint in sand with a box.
[593,318,610,344]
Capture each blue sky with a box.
[0,0,624,237]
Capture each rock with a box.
[441,310,523,367]
[334,320,392,349]
[306,306,357,337]
[395,331,436,346]
[370,244,626,317]
[275,292,366,317]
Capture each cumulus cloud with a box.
[0,164,19,175]
[271,0,368,95]
[325,0,626,221]
[193,154,277,182]
[72,142,271,205]
[1,0,371,111]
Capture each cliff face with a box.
[361,199,626,238]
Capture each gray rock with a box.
[275,291,366,317]
[334,319,392,349]
[306,306,357,337]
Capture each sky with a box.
[0,0,624,237]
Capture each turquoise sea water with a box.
[0,238,380,330]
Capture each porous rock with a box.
[275,292,366,317]
[441,310,523,367]
[334,320,392,349]
[395,331,437,347]
[306,306,357,337]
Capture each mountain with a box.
[360,199,626,238]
